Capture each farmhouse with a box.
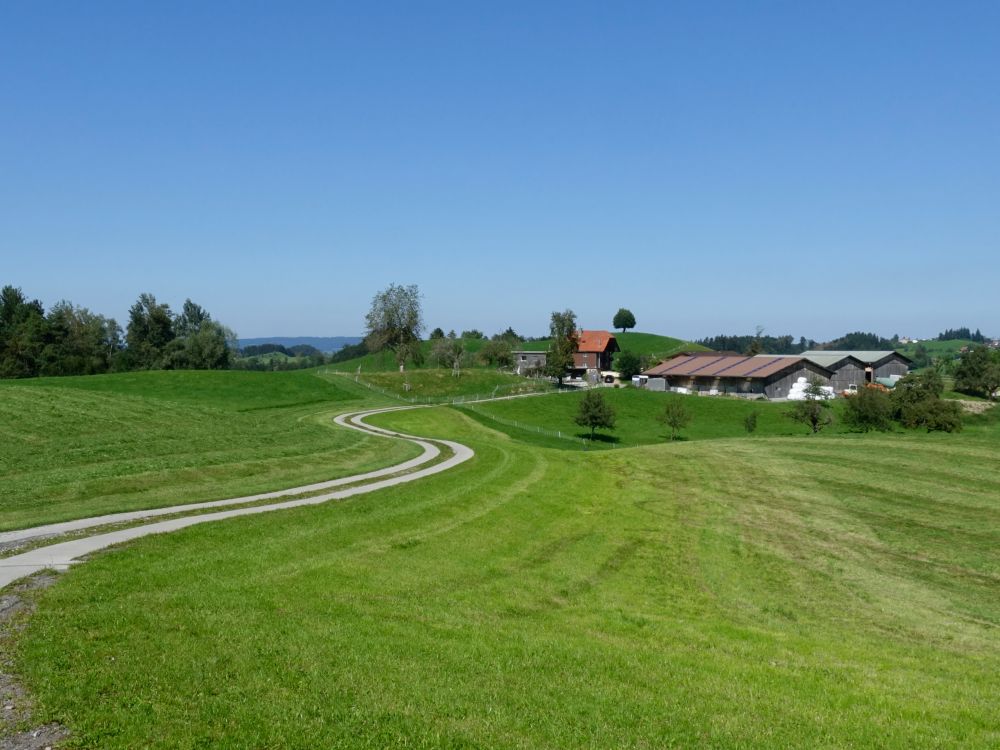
[796,351,912,387]
[642,353,832,399]
[573,330,619,375]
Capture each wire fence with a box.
[323,369,646,450]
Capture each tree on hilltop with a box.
[612,308,636,333]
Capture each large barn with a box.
[766,350,913,390]
[642,353,832,399]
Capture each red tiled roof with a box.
[577,330,616,353]
[643,355,827,379]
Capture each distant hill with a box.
[237,336,362,354]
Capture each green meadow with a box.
[0,370,418,531]
[4,370,999,747]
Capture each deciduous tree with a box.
[574,389,616,440]
[612,308,636,333]
[658,398,692,440]
[543,309,578,385]
[364,283,424,369]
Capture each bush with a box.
[743,410,758,434]
[891,371,963,432]
[843,387,893,432]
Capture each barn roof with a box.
[577,330,616,353]
[800,350,912,366]
[644,354,830,379]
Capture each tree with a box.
[954,346,1000,399]
[125,293,175,369]
[174,299,211,338]
[429,327,445,340]
[786,379,834,434]
[612,308,636,333]
[574,390,616,440]
[364,283,424,369]
[613,350,642,381]
[432,333,466,376]
[543,309,578,385]
[479,339,513,369]
[659,398,692,440]
[492,327,524,345]
[460,329,485,340]
[891,370,963,431]
[744,325,765,356]
[843,386,893,432]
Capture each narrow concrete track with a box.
[0,406,473,590]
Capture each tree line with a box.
[0,285,236,378]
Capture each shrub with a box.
[843,387,893,432]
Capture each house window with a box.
[520,355,526,361]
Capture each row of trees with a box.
[0,285,236,379]
[938,327,987,343]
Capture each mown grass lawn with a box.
[0,370,417,530]
[463,387,859,447]
[13,404,1000,748]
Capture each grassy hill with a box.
[16,400,1000,747]
[327,338,491,373]
[896,338,979,361]
[0,370,415,530]
[327,368,553,402]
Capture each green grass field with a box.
[462,387,854,447]
[0,370,417,530]
[897,338,977,360]
[12,400,999,748]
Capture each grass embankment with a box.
[462,387,853,447]
[329,368,552,401]
[327,338,491,373]
[15,405,1000,747]
[0,370,415,530]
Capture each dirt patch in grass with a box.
[957,400,995,415]
[0,573,68,750]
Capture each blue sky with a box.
[2,1,998,341]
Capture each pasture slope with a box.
[4,368,998,748]
[0,370,420,531]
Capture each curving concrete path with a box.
[0,406,473,590]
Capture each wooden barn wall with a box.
[764,364,831,399]
[829,361,867,391]
[875,356,910,379]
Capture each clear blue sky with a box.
[3,1,998,341]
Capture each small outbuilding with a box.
[513,350,547,376]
